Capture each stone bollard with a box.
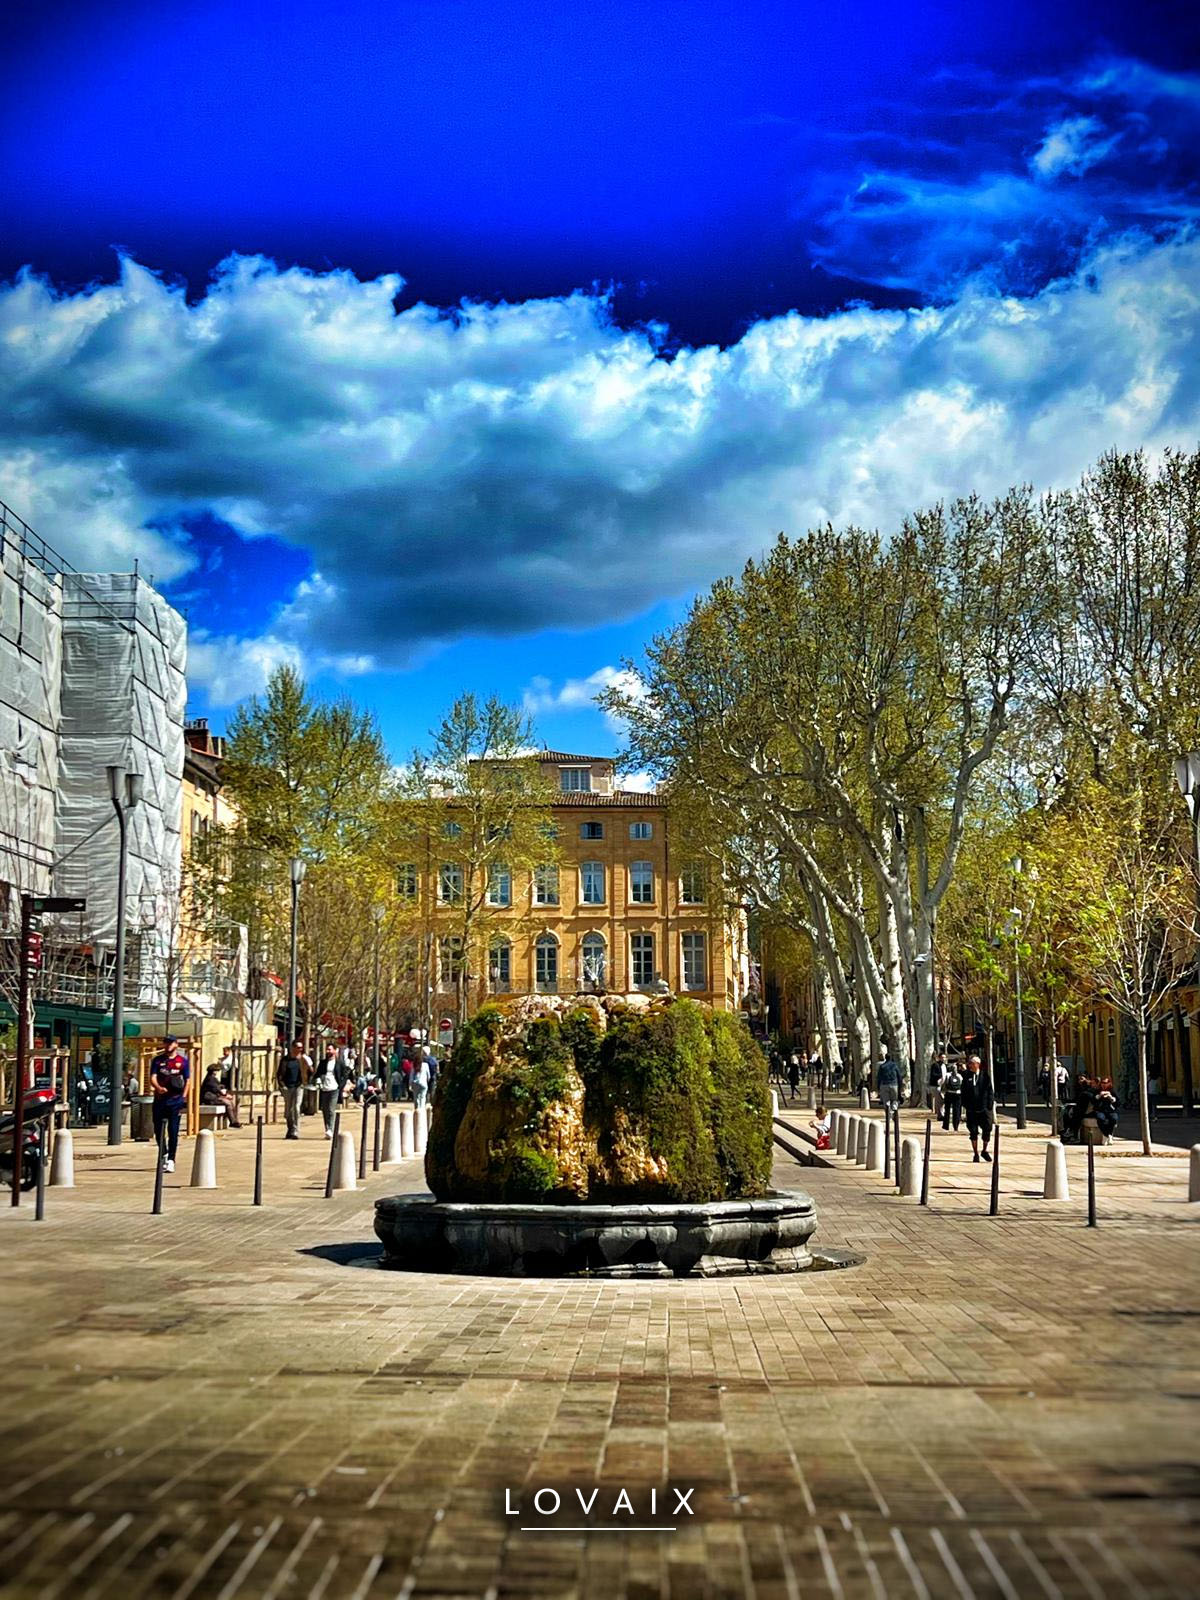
[900,1136,922,1197]
[399,1104,416,1158]
[382,1112,402,1164]
[841,1114,857,1158]
[190,1129,217,1189]
[771,1090,780,1117]
[49,1127,75,1188]
[855,1118,869,1165]
[1043,1138,1070,1200]
[414,1105,429,1157]
[831,1109,842,1152]
[1189,1144,1200,1202]
[859,1085,870,1109]
[807,1082,816,1110]
[866,1120,884,1172]
[330,1131,357,1191]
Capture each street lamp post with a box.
[1007,855,1028,1131]
[107,765,143,1146]
[1173,755,1200,1116]
[287,857,306,1048]
[371,903,385,1075]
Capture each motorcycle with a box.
[0,1088,58,1192]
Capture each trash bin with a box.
[131,1094,155,1141]
[302,1085,319,1116]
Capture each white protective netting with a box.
[53,573,186,997]
[0,521,62,919]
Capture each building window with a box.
[487,864,511,907]
[631,932,655,988]
[580,821,604,840]
[438,862,463,904]
[533,864,560,906]
[398,938,418,981]
[581,932,607,988]
[629,860,654,904]
[439,936,463,987]
[682,932,707,991]
[679,863,706,904]
[629,821,652,840]
[489,939,511,991]
[443,820,462,838]
[581,861,605,905]
[396,863,418,900]
[536,934,559,992]
[561,767,591,792]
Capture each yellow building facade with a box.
[422,752,749,1014]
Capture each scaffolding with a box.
[0,500,187,1020]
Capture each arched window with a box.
[581,932,607,988]
[536,933,559,992]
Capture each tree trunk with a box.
[817,966,841,1083]
[1137,1023,1152,1157]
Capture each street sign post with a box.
[31,897,87,914]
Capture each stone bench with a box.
[197,1103,229,1134]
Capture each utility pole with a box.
[107,766,142,1145]
[287,857,306,1048]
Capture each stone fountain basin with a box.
[374,1188,817,1278]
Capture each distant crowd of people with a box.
[774,1038,1127,1154]
[273,1034,441,1139]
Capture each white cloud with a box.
[1,239,1199,681]
[1031,115,1118,180]
[523,665,645,724]
[186,632,304,705]
[615,770,657,793]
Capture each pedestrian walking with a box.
[149,1035,190,1171]
[1146,1070,1161,1123]
[929,1053,946,1119]
[314,1045,339,1136]
[276,1037,309,1139]
[335,1041,356,1103]
[941,1061,964,1131]
[961,1054,994,1162]
[412,1052,431,1109]
[876,1051,902,1113]
[787,1054,800,1100]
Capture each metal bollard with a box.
[1190,1143,1200,1202]
[34,1123,47,1221]
[893,1108,902,1190]
[1087,1143,1097,1227]
[989,1126,1000,1216]
[358,1102,370,1180]
[883,1110,892,1180]
[373,1099,382,1172]
[253,1117,264,1206]
[920,1116,931,1207]
[152,1125,166,1215]
[324,1111,342,1199]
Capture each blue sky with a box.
[1,0,1198,762]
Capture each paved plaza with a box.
[1,1104,1198,1599]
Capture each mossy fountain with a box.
[374,994,819,1277]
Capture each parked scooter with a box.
[0,1088,57,1192]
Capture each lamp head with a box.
[1175,753,1200,798]
[126,772,144,809]
[106,764,124,802]
[290,857,307,886]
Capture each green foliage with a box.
[428,999,773,1204]
[593,1002,721,1202]
[706,1010,773,1199]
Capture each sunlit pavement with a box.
[0,1106,1197,1598]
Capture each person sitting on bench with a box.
[200,1064,243,1127]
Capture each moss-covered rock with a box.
[425,996,772,1204]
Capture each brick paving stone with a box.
[0,1111,1197,1598]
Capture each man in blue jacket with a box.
[876,1051,903,1112]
